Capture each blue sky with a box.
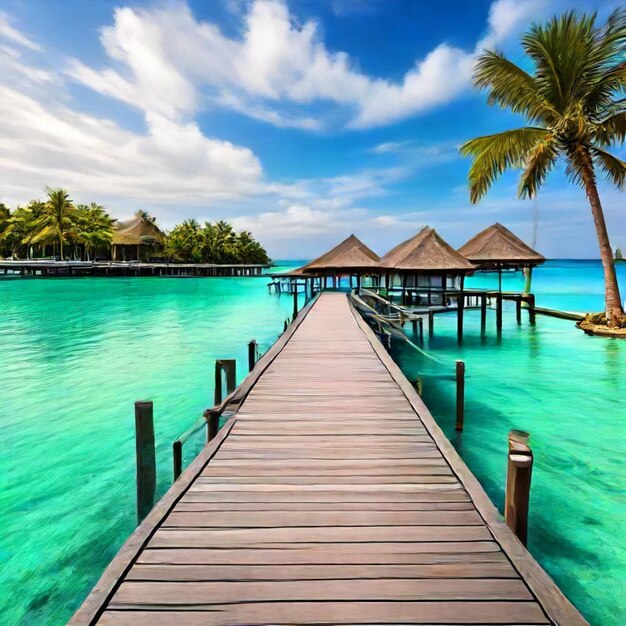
[0,0,623,258]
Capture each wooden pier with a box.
[0,260,269,278]
[70,292,585,625]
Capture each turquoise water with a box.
[0,260,624,625]
[393,260,626,626]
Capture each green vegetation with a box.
[164,219,270,264]
[0,188,270,264]
[461,10,626,327]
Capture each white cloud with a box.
[65,0,547,131]
[0,11,41,51]
[478,0,547,51]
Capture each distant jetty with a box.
[0,260,270,278]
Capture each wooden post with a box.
[134,401,156,524]
[455,361,465,431]
[480,294,487,335]
[428,310,435,337]
[528,293,536,325]
[457,291,465,343]
[496,292,503,334]
[207,409,219,442]
[214,359,236,405]
[248,339,257,372]
[505,431,533,546]
[283,319,288,332]
[293,288,298,320]
[411,319,418,335]
[516,297,522,325]
[419,318,424,342]
[172,440,182,481]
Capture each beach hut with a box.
[379,227,474,307]
[458,223,545,330]
[111,212,165,261]
[458,222,545,273]
[299,234,380,289]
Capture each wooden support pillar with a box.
[455,361,465,431]
[496,292,503,334]
[428,310,435,338]
[172,440,182,481]
[528,294,536,325]
[134,401,156,524]
[248,339,257,372]
[457,279,465,343]
[283,319,288,333]
[480,294,487,335]
[419,318,424,342]
[214,359,236,405]
[505,431,533,546]
[516,297,522,325]
[293,288,299,320]
[411,319,418,335]
[356,274,361,291]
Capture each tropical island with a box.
[0,189,270,265]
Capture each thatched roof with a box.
[301,235,380,272]
[111,214,165,246]
[458,223,545,265]
[380,227,474,272]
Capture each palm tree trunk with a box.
[578,148,624,326]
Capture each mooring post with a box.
[419,318,424,343]
[293,288,298,320]
[505,430,533,546]
[248,339,257,372]
[455,361,465,431]
[206,409,219,442]
[172,440,182,481]
[516,297,522,325]
[134,400,156,524]
[480,294,487,335]
[214,359,236,405]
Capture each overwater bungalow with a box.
[378,226,475,307]
[270,234,380,293]
[458,222,545,285]
[111,213,166,261]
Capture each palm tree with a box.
[31,189,75,260]
[75,203,114,260]
[461,10,626,327]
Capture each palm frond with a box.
[595,110,626,145]
[473,52,556,123]
[593,147,626,189]
[518,136,559,198]
[460,127,549,203]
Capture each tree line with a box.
[0,188,270,264]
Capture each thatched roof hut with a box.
[380,227,474,272]
[111,213,165,246]
[458,223,544,266]
[300,234,380,273]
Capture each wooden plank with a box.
[126,561,518,581]
[149,526,492,547]
[162,509,484,527]
[137,544,507,565]
[99,603,550,625]
[109,578,533,605]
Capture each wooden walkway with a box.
[71,292,585,625]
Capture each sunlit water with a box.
[0,260,624,625]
